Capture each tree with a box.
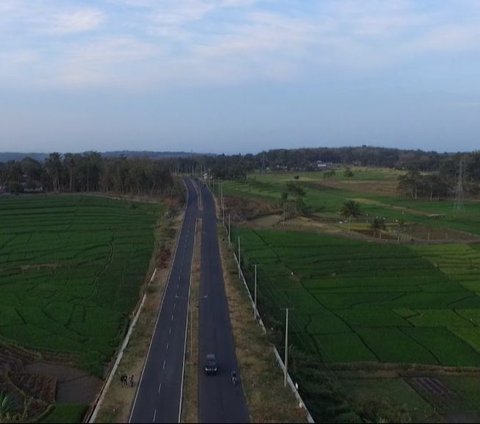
[340,200,362,230]
[340,200,362,220]
[343,167,354,178]
[370,217,386,238]
[63,153,81,192]
[44,153,63,192]
[281,181,307,215]
[397,170,421,200]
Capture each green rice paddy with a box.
[0,195,162,376]
[233,228,480,367]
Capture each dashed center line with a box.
[158,383,162,393]
[163,359,166,369]
[171,313,174,321]
[166,343,169,351]
[169,327,172,334]
[152,409,157,422]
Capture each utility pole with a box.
[254,264,258,319]
[238,236,241,278]
[190,305,193,361]
[221,182,225,225]
[454,158,465,212]
[228,214,231,245]
[284,307,290,387]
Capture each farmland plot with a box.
[0,195,161,376]
[224,171,480,237]
[233,228,480,367]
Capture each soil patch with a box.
[26,362,101,404]
[0,343,101,421]
[224,196,280,222]
[320,179,399,196]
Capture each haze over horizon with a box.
[1,0,480,155]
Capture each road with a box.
[198,180,250,423]
[129,177,198,423]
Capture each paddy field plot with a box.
[0,195,162,376]
[233,228,480,367]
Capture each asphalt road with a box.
[198,180,250,423]
[129,177,198,423]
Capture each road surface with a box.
[129,177,198,423]
[197,180,250,423]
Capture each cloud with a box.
[57,37,158,87]
[1,0,480,90]
[46,9,105,35]
[0,2,105,35]
[408,24,480,53]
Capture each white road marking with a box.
[169,327,172,334]
[171,313,174,321]
[158,383,162,393]
[163,360,166,369]
[166,343,169,351]
[152,409,157,422]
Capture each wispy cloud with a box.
[46,9,105,35]
[57,37,159,87]
[1,0,480,89]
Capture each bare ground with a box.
[0,343,101,421]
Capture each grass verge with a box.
[181,217,201,422]
[218,224,308,422]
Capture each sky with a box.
[1,0,480,154]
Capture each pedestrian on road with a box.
[129,374,134,387]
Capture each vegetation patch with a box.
[230,225,480,420]
[0,194,162,421]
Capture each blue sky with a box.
[1,0,480,154]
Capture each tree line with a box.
[2,146,480,201]
[0,152,177,196]
[179,146,480,201]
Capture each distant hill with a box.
[0,151,203,163]
[102,151,201,159]
[0,153,49,162]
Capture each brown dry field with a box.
[316,178,399,196]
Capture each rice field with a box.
[233,228,480,367]
[0,194,162,376]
